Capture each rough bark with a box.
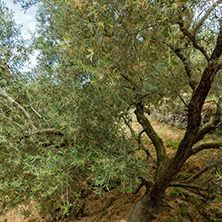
[125,22,222,222]
[134,103,167,170]
[125,195,164,222]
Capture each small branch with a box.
[137,129,154,161]
[195,116,216,143]
[168,44,198,90]
[192,0,222,35]
[34,128,63,136]
[122,85,134,90]
[4,62,20,82]
[26,90,48,123]
[169,183,202,190]
[177,93,188,108]
[0,100,13,112]
[192,142,222,155]
[178,21,210,61]
[22,128,64,138]
[121,114,136,138]
[30,106,43,119]
[216,121,222,128]
[183,160,222,184]
[0,89,30,120]
[0,88,37,132]
[1,115,23,128]
[169,69,189,108]
[134,102,167,169]
[169,183,207,198]
[121,73,138,91]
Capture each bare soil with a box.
[1,117,222,222]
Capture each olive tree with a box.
[1,0,146,217]
[5,0,222,221]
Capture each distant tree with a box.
[2,0,222,221]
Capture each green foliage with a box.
[0,0,29,87]
[166,139,180,149]
[178,173,192,179]
[1,0,222,219]
[171,188,184,197]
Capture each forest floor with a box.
[1,116,222,222]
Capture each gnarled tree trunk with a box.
[125,152,191,222]
[125,21,222,222]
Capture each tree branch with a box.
[210,25,222,61]
[195,116,218,143]
[30,106,43,119]
[169,69,189,108]
[168,44,198,90]
[182,160,222,184]
[134,103,167,169]
[178,21,210,61]
[192,0,222,35]
[173,26,222,163]
[121,113,136,138]
[192,142,222,155]
[26,90,49,125]
[121,113,153,160]
[33,128,63,136]
[121,73,137,91]
[137,129,154,161]
[169,183,202,190]
[4,62,20,81]
[0,88,37,132]
[169,183,207,198]
[1,115,23,128]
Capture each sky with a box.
[3,0,37,40]
[3,0,38,68]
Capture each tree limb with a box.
[192,142,222,155]
[26,90,49,125]
[169,183,202,190]
[0,88,37,132]
[121,113,153,160]
[182,160,222,184]
[33,128,63,136]
[210,25,222,61]
[134,103,168,169]
[192,0,222,35]
[195,116,217,143]
[169,69,189,108]
[4,62,20,81]
[178,21,210,61]
[173,26,222,164]
[121,73,137,91]
[169,183,207,198]
[121,113,136,138]
[168,44,198,90]
[137,129,154,161]
[1,115,23,128]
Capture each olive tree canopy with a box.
[1,0,222,221]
